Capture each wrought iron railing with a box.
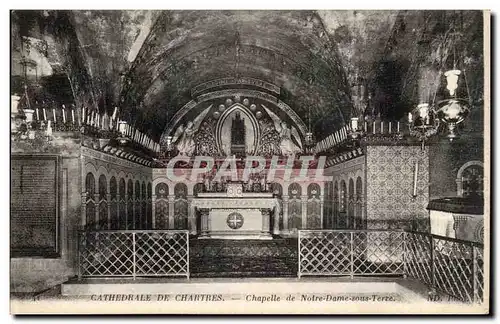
[406,232,484,304]
[298,230,405,277]
[77,228,484,304]
[298,230,484,304]
[78,230,189,279]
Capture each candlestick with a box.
[413,160,419,197]
[46,120,52,136]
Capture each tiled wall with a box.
[365,145,430,231]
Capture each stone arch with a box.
[288,182,302,230]
[134,180,142,229]
[348,178,355,229]
[84,163,98,181]
[355,176,363,229]
[333,181,339,228]
[85,172,96,228]
[98,174,108,229]
[174,183,188,229]
[456,160,484,197]
[155,182,169,229]
[307,183,321,229]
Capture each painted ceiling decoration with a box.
[11,10,484,143]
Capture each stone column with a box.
[94,193,100,228]
[273,203,280,235]
[124,194,129,228]
[106,193,112,229]
[199,208,210,237]
[282,196,289,235]
[151,196,156,229]
[81,192,87,228]
[301,197,308,229]
[261,209,270,233]
[319,194,324,229]
[187,195,197,235]
[168,196,175,229]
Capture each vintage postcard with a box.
[9,9,490,314]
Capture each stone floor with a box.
[189,238,298,277]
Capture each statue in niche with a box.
[230,112,246,156]
[171,106,211,156]
[262,105,302,156]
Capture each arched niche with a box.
[456,160,484,197]
[216,103,260,156]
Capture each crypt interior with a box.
[10,10,486,303]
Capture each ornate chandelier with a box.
[408,27,472,143]
[435,68,470,140]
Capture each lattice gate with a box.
[79,230,189,278]
[298,230,405,277]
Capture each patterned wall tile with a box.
[366,146,430,230]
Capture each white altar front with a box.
[191,183,279,240]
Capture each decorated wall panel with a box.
[109,176,118,229]
[160,92,307,159]
[288,183,302,230]
[306,183,321,229]
[154,183,169,229]
[85,172,95,228]
[81,147,152,230]
[98,174,108,229]
[324,155,365,230]
[174,183,188,229]
[365,145,429,231]
[271,183,284,230]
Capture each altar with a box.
[191,183,279,240]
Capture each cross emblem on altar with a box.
[226,212,244,229]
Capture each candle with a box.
[72,109,75,123]
[389,122,392,134]
[82,107,86,123]
[112,107,118,120]
[381,121,384,134]
[397,121,400,133]
[413,160,419,197]
[43,108,47,121]
[364,122,367,132]
[408,112,413,123]
[53,108,56,122]
[62,106,66,123]
[351,117,359,131]
[35,108,39,120]
[373,121,376,134]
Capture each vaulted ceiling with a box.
[10,10,484,141]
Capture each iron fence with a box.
[298,230,405,277]
[78,230,189,279]
[76,228,484,304]
[299,230,484,304]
